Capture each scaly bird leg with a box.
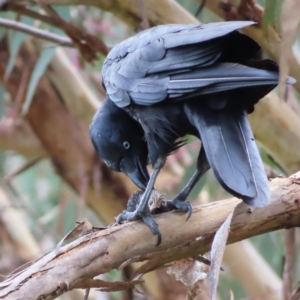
[115,156,165,245]
[165,148,210,220]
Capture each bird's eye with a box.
[123,141,130,150]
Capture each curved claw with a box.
[185,203,193,221]
[115,209,162,245]
[115,210,136,224]
[165,199,193,221]
[142,215,162,245]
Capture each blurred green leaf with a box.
[219,275,247,300]
[6,31,26,79]
[63,200,76,234]
[176,0,198,15]
[53,6,71,21]
[0,83,4,120]
[275,0,284,28]
[250,232,284,276]
[0,151,5,177]
[259,145,285,175]
[22,47,56,115]
[263,0,278,31]
[6,16,35,79]
[0,26,5,41]
[50,6,71,36]
[0,11,16,20]
[177,159,207,201]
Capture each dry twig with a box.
[0,17,73,46]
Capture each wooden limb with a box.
[0,176,299,299]
[0,186,42,261]
[5,2,108,56]
[47,48,100,127]
[249,92,300,174]
[0,17,73,46]
[0,117,46,157]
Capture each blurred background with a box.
[0,0,299,299]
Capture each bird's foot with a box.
[164,198,193,221]
[115,208,162,245]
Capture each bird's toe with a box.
[115,210,138,223]
[165,199,193,221]
[115,208,162,245]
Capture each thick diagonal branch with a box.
[1,176,299,300]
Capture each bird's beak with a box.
[120,157,149,190]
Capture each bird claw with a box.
[115,209,162,245]
[165,199,193,221]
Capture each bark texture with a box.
[0,176,299,299]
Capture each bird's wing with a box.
[131,62,280,105]
[102,21,260,108]
[187,103,269,206]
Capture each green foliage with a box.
[0,82,4,120]
[262,0,284,31]
[22,47,56,115]
[251,232,284,276]
[177,156,207,201]
[176,0,199,16]
[219,272,247,300]
[53,5,71,21]
[6,31,27,79]
[1,12,34,78]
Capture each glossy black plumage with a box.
[90,21,295,242]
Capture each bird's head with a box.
[89,100,149,190]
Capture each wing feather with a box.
[103,21,259,108]
[186,103,269,205]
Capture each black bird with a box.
[90,21,295,241]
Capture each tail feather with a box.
[237,112,270,206]
[186,103,269,206]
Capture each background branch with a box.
[0,17,73,46]
[1,176,299,300]
[204,0,300,94]
[0,117,46,157]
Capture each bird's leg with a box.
[165,148,210,220]
[115,156,165,244]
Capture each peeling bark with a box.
[0,177,299,299]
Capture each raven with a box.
[90,21,295,241]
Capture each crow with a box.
[90,21,295,242]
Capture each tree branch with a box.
[0,176,299,299]
[249,92,300,174]
[2,2,108,61]
[0,117,46,157]
[0,17,73,47]
[0,186,43,261]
